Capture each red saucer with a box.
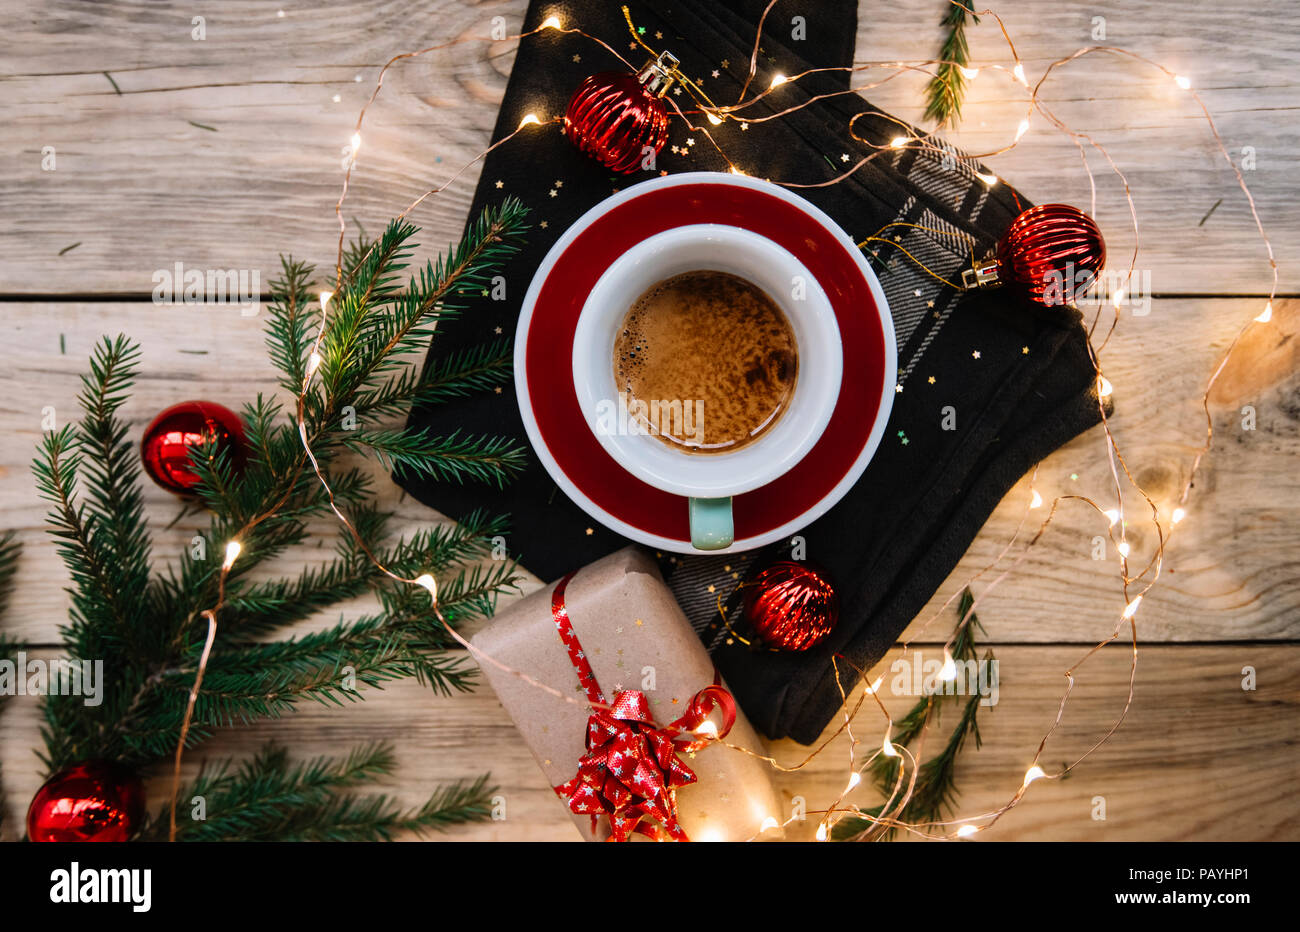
[515,173,896,553]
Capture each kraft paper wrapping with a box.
[472,546,783,841]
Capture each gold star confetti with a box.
[841,153,850,162]
[913,288,922,297]
[494,180,504,189]
[494,326,502,334]
[555,180,563,187]
[721,59,730,68]
[585,527,593,535]
[740,122,749,130]
[711,69,720,78]
[926,299,935,308]
[724,565,731,572]
[572,54,581,63]
[655,30,663,39]
[673,86,683,95]
[1022,345,1030,354]
[895,384,904,393]
[629,42,637,50]
[972,350,982,359]
[548,188,557,197]
[707,584,716,593]
[480,289,489,297]
[635,618,644,626]
[686,137,695,147]
[928,375,936,384]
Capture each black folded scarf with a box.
[398,0,1105,743]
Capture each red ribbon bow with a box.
[549,572,736,842]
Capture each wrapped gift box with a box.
[472,546,782,841]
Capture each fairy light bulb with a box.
[759,816,780,833]
[882,733,898,757]
[889,135,910,148]
[974,170,998,186]
[769,73,788,89]
[319,290,332,310]
[222,540,242,570]
[1112,288,1126,310]
[1174,74,1191,90]
[1255,302,1272,323]
[815,823,828,841]
[414,573,438,601]
[1117,541,1131,558]
[1030,490,1043,509]
[349,132,361,154]
[959,66,979,80]
[540,14,562,30]
[1097,376,1114,398]
[846,772,862,791]
[864,675,884,695]
[1023,765,1046,787]
[939,650,957,681]
[517,113,541,129]
[1103,508,1120,526]
[1171,507,1187,524]
[1014,118,1030,141]
[1122,594,1143,619]
[306,351,323,376]
[706,112,723,125]
[729,166,746,176]
[696,719,719,739]
[956,823,978,837]
[1012,62,1027,86]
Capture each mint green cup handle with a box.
[689,497,734,551]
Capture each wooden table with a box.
[2,1,1297,841]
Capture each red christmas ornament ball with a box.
[27,760,145,842]
[742,561,839,652]
[563,55,675,174]
[995,204,1106,309]
[140,400,247,496]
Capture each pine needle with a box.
[925,1,980,126]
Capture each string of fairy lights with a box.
[168,1,1281,841]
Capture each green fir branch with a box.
[344,428,527,488]
[350,337,515,421]
[142,743,494,841]
[0,531,20,618]
[925,0,980,126]
[32,201,528,835]
[834,588,994,840]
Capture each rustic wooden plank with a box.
[1,0,1295,293]
[1,297,1295,646]
[3,645,1295,841]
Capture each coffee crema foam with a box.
[614,270,797,454]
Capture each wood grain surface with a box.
[0,0,1296,841]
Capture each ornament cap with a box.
[638,51,679,98]
[963,255,1002,291]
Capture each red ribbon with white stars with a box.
[549,570,736,842]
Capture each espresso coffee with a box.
[613,270,798,453]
